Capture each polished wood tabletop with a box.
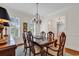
[0,35,16,49]
[0,35,16,56]
[34,39,57,47]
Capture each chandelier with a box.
[33,3,42,24]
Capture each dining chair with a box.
[47,31,54,42]
[40,31,46,40]
[22,32,28,55]
[45,32,66,56]
[27,31,43,56]
[30,40,46,56]
[23,31,31,55]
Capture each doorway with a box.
[57,16,66,37]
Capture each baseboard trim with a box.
[65,48,79,56]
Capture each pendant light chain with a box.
[36,3,38,21]
[36,3,38,14]
[33,3,41,24]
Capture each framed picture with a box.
[23,22,27,32]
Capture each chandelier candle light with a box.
[33,3,42,36]
[33,3,42,24]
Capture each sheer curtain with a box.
[9,17,20,40]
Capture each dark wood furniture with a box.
[40,31,46,40]
[0,36,16,56]
[26,31,33,56]
[30,40,44,56]
[47,31,54,42]
[0,35,25,56]
[22,32,30,55]
[33,37,57,56]
[27,31,42,56]
[45,32,66,56]
[22,22,28,55]
[0,45,17,56]
[23,32,26,52]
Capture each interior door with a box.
[57,22,65,37]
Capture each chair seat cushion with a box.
[46,46,59,56]
[34,45,41,53]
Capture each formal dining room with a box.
[0,3,79,56]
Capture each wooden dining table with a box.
[33,36,57,46]
[32,36,57,55]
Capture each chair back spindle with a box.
[40,31,46,40]
[47,31,54,42]
[57,32,66,56]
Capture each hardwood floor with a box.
[65,48,79,56]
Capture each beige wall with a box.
[66,7,79,51]
[3,5,79,50]
[6,7,33,44]
[40,8,67,37]
[41,6,79,51]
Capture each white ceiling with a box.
[0,3,79,17]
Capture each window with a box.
[28,20,34,34]
[10,17,20,38]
